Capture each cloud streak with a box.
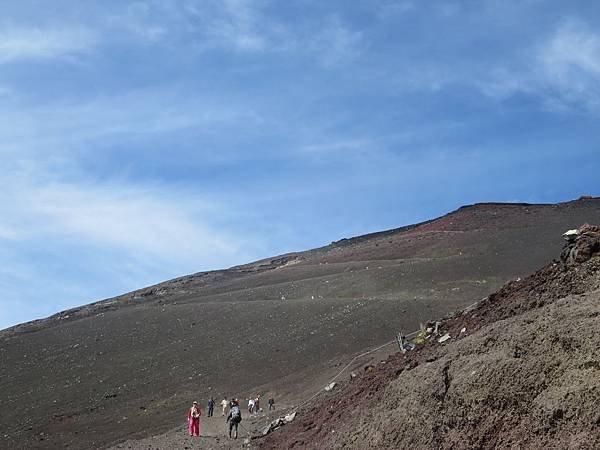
[0,26,96,63]
[468,18,600,113]
[537,20,600,110]
[0,166,256,269]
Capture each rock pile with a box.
[560,224,600,265]
[261,412,296,437]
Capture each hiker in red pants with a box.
[187,401,201,437]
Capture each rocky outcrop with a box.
[561,224,600,265]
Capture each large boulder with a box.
[560,224,600,265]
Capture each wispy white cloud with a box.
[537,20,600,109]
[108,2,168,43]
[204,0,267,51]
[105,0,364,65]
[0,87,264,163]
[473,19,600,112]
[0,26,96,63]
[24,183,240,265]
[0,224,20,241]
[0,161,262,271]
[473,67,532,100]
[116,0,270,52]
[0,79,270,311]
[307,17,364,67]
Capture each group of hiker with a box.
[187,395,275,439]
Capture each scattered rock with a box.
[438,333,451,343]
[563,229,580,241]
[262,417,286,436]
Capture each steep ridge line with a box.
[4,197,597,337]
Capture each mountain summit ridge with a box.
[4,197,600,337]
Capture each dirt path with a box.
[109,406,288,450]
[106,335,400,450]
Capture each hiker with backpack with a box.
[207,397,215,417]
[187,401,202,437]
[226,399,242,439]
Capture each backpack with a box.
[231,405,242,423]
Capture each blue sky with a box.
[1,0,600,329]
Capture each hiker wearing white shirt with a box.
[248,398,255,414]
[221,397,229,416]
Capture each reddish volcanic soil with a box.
[259,225,600,449]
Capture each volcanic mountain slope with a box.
[260,225,600,450]
[2,198,600,449]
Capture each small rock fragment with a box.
[438,333,451,343]
[563,229,580,241]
